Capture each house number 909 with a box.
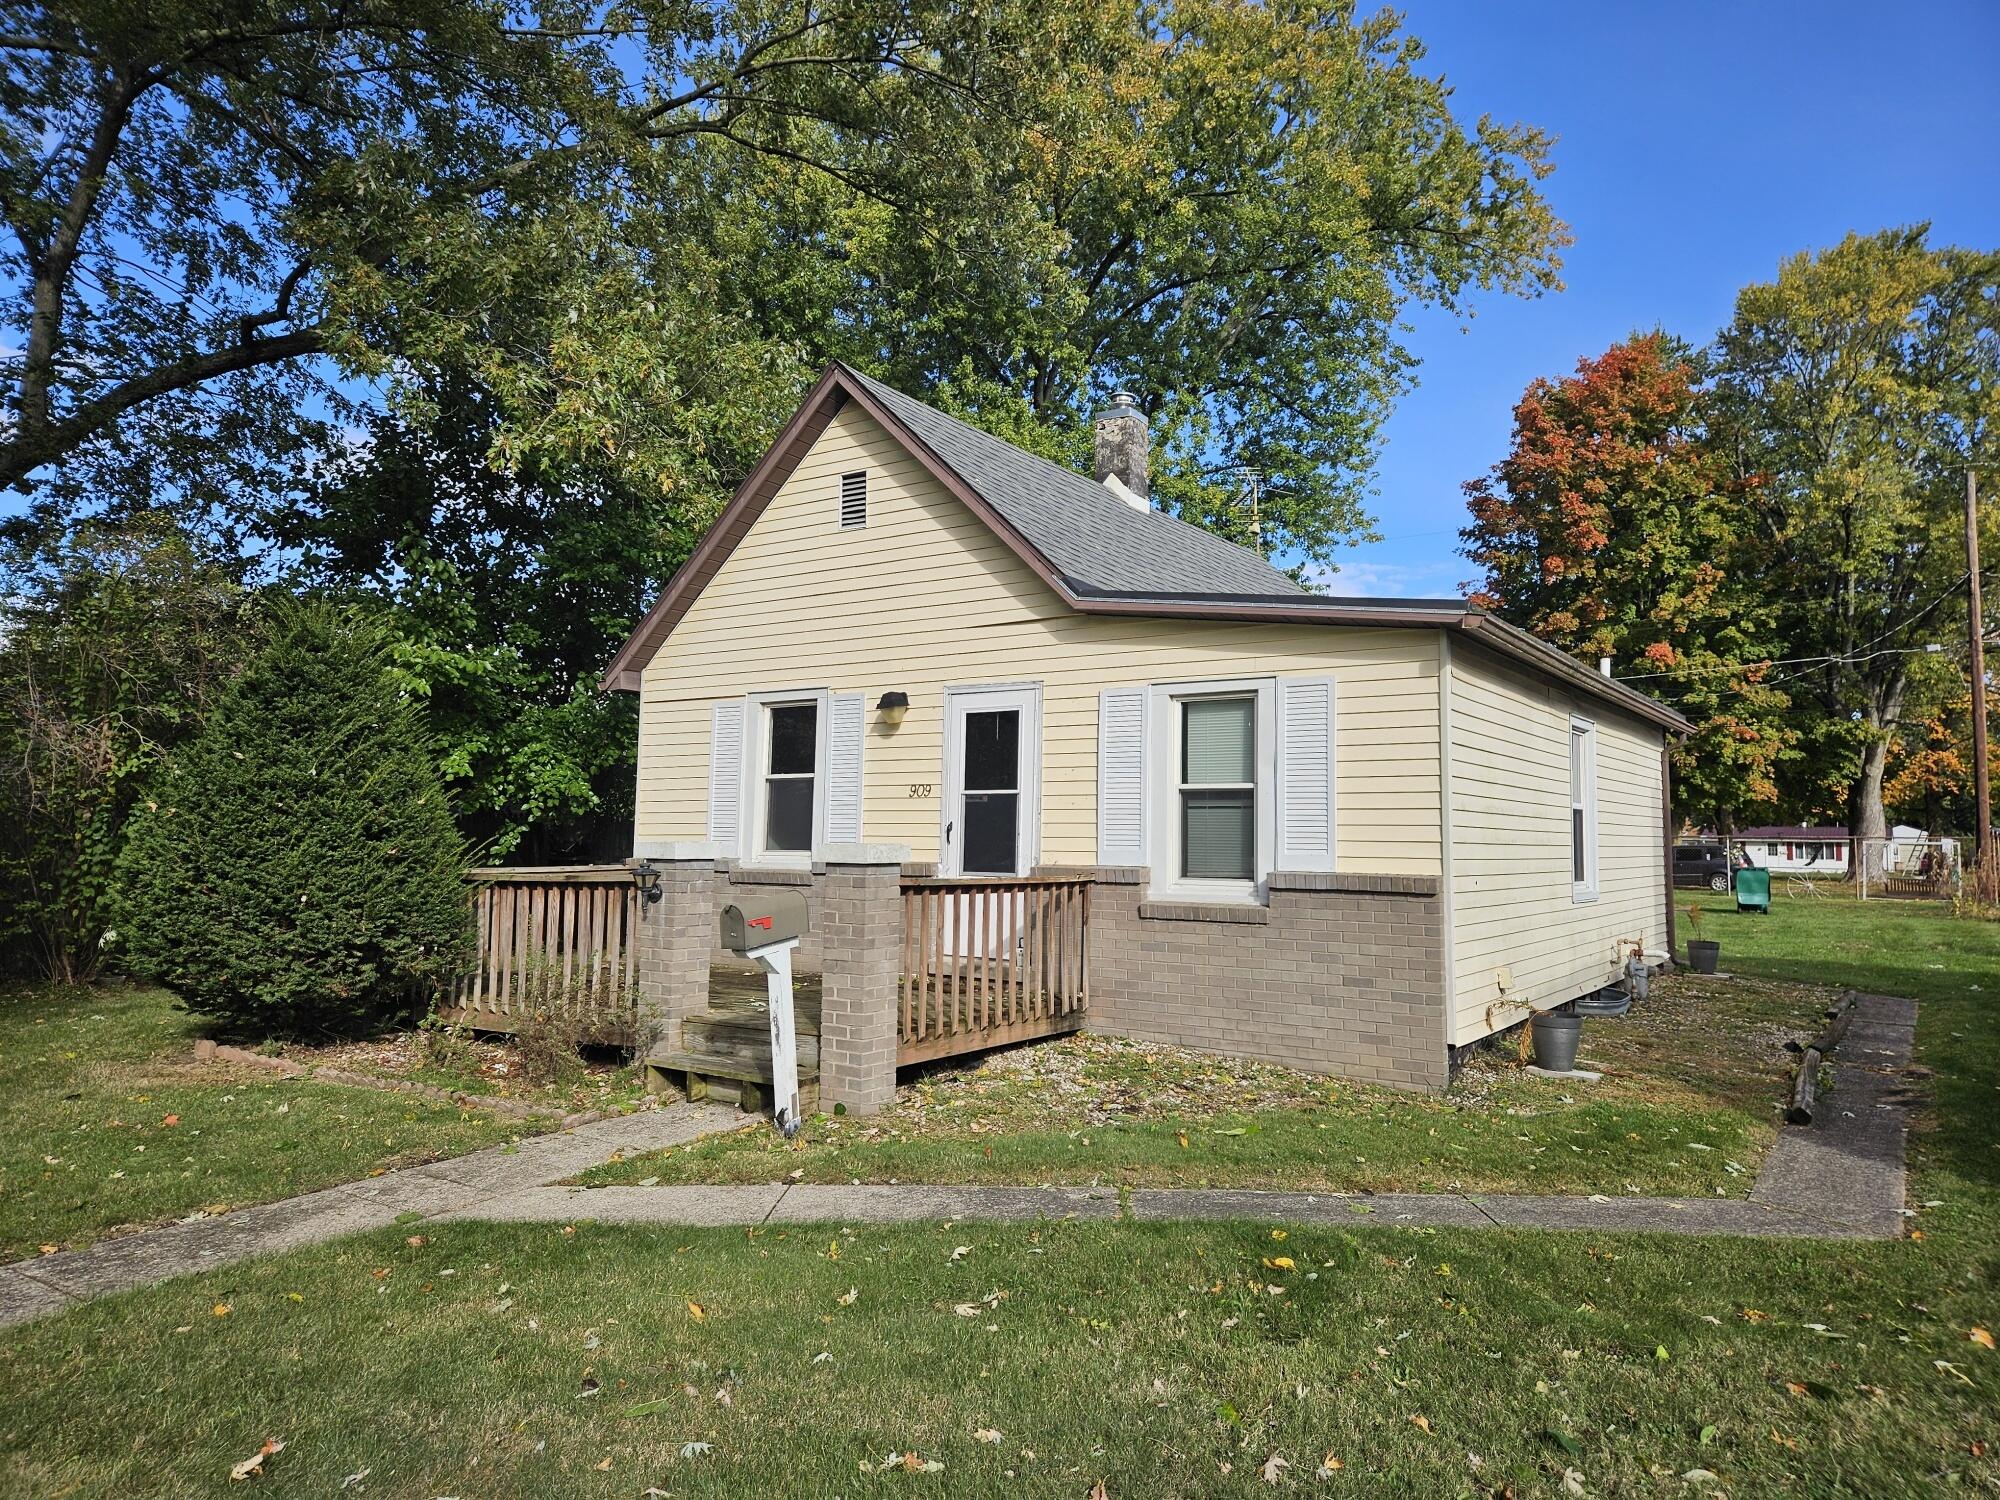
[908,783,934,799]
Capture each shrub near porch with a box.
[578,969,1834,1197]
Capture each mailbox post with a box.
[718,891,809,1137]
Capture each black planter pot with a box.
[1529,1011,1583,1072]
[1688,939,1721,975]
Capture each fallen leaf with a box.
[1088,1484,1109,1500]
[577,1378,601,1399]
[1562,1468,1586,1496]
[1262,1256,1295,1271]
[212,1302,232,1318]
[339,1468,370,1490]
[1969,1327,1995,1351]
[686,1300,706,1321]
[974,1428,1002,1444]
[1314,1454,1343,1478]
[1409,1415,1432,1435]
[594,1456,614,1471]
[1260,1453,1288,1483]
[680,1441,713,1459]
[161,1114,180,1127]
[837,1288,859,1307]
[228,1437,284,1481]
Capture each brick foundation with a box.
[1081,866,1450,1092]
[636,853,1451,1104]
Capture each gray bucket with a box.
[1530,1012,1583,1072]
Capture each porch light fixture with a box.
[876,690,910,728]
[631,859,664,906]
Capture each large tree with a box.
[280,380,674,862]
[1715,227,2000,864]
[802,0,1570,567]
[1461,333,1792,831]
[0,0,1076,527]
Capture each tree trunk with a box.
[1852,733,1892,883]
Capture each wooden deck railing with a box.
[899,877,1090,1064]
[440,865,641,1040]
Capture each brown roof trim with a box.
[599,362,1691,736]
[1069,594,1472,629]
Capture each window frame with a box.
[745,688,830,869]
[1569,713,1599,903]
[1146,677,1276,905]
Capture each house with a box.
[1734,826,1853,875]
[601,363,1689,1103]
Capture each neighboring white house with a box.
[1735,826,1852,874]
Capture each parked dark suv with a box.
[1673,840,1740,891]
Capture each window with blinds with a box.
[838,470,867,529]
[1179,696,1256,881]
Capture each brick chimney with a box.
[1093,391,1149,512]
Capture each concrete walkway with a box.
[0,994,1918,1330]
[0,1103,740,1329]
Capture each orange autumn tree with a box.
[1460,333,1792,831]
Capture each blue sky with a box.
[1314,0,2000,598]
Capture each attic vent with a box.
[838,470,867,529]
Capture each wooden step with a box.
[645,1047,820,1117]
[681,1013,821,1066]
[648,1048,821,1087]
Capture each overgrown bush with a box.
[114,602,472,1036]
[0,519,248,980]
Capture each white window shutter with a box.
[706,700,746,850]
[824,693,865,844]
[1276,677,1336,872]
[1097,687,1149,867]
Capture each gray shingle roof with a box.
[841,365,1305,600]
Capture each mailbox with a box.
[719,890,809,953]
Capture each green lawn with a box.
[575,968,1833,1197]
[0,983,534,1263]
[2,896,1994,1497]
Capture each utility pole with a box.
[1968,470,1995,902]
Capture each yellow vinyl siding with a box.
[1446,642,1667,1045]
[637,401,1443,873]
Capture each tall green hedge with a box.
[115,602,472,1035]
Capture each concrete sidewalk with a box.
[0,994,1918,1330]
[0,1103,739,1329]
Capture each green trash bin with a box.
[1735,865,1770,914]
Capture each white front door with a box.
[940,685,1039,878]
